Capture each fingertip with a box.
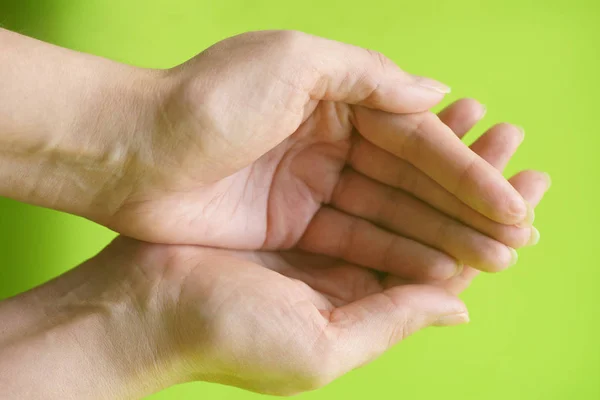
[428,259,464,281]
[412,75,452,94]
[508,170,551,208]
[437,98,484,137]
[543,172,552,190]
[516,202,535,228]
[526,227,541,246]
[504,195,530,226]
[508,247,519,267]
[479,104,487,119]
[433,312,470,327]
[491,246,518,271]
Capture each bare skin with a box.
[0,100,549,399]
[0,28,549,398]
[0,30,536,278]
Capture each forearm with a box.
[0,244,179,399]
[0,28,163,221]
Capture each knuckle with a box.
[366,48,391,72]
[455,155,478,195]
[431,217,451,249]
[388,319,409,346]
[380,236,398,271]
[496,225,531,248]
[339,217,363,259]
[274,30,307,53]
[375,185,396,223]
[358,49,392,102]
[397,163,421,194]
[399,115,427,161]
[331,169,357,205]
[379,292,410,344]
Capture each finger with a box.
[349,123,532,248]
[325,285,467,377]
[430,170,551,295]
[332,169,518,272]
[471,123,524,170]
[439,123,529,245]
[275,252,385,307]
[353,107,532,225]
[437,98,486,138]
[348,97,486,190]
[288,32,449,112]
[509,170,551,206]
[299,207,461,280]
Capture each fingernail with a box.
[509,198,528,224]
[527,227,540,246]
[508,247,519,267]
[454,262,464,277]
[433,260,463,280]
[413,76,451,94]
[516,202,535,228]
[543,172,552,190]
[433,312,470,327]
[516,125,525,138]
[480,105,487,119]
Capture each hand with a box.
[113,88,536,278]
[127,102,547,396]
[94,32,530,273]
[0,237,466,400]
[0,29,532,269]
[0,97,548,398]
[0,124,548,398]
[0,184,544,400]
[0,29,535,275]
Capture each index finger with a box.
[352,106,533,225]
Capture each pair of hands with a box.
[0,30,549,398]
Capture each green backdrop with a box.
[1,0,598,399]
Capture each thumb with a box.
[325,285,468,374]
[296,32,450,113]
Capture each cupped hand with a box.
[107,32,532,269]
[109,32,530,249]
[98,158,547,396]
[3,149,547,398]
[77,109,547,396]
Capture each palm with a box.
[170,247,436,395]
[118,101,351,250]
[151,156,549,393]
[111,99,547,278]
[201,101,352,249]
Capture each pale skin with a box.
[0,102,549,399]
[0,28,550,398]
[0,29,536,278]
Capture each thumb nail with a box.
[433,312,470,327]
[412,76,452,94]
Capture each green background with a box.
[1,0,598,399]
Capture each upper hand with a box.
[104,31,534,274]
[109,40,539,274]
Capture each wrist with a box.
[0,29,167,223]
[0,239,183,399]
